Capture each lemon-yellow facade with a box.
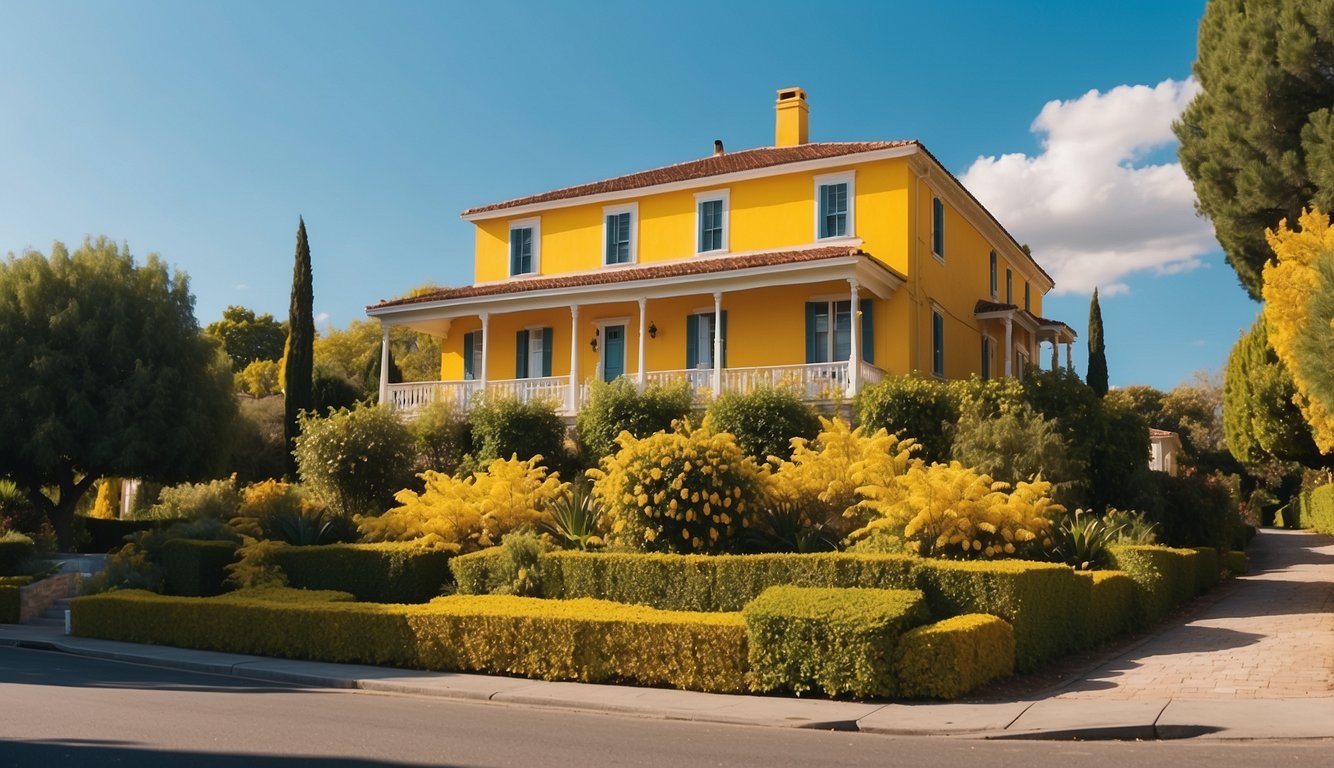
[368,88,1075,415]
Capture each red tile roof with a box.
[973,300,1076,338]
[370,246,886,310]
[462,142,914,216]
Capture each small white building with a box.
[1148,428,1182,477]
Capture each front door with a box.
[602,325,625,382]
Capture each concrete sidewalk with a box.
[4,528,1333,741]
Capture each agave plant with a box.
[269,506,352,546]
[537,480,604,550]
[1103,507,1159,545]
[742,501,841,554]
[1048,509,1124,571]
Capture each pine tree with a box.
[1175,0,1334,299]
[284,217,315,479]
[1086,289,1108,398]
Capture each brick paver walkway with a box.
[1059,528,1334,700]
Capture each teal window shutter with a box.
[685,314,699,368]
[720,311,728,368]
[463,331,476,380]
[1024,283,1031,311]
[932,198,945,257]
[860,299,874,364]
[932,312,944,376]
[541,328,553,377]
[515,330,529,378]
[805,302,822,363]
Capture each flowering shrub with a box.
[358,457,565,554]
[589,422,766,554]
[767,418,919,536]
[851,462,1059,559]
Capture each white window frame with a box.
[602,203,639,266]
[523,324,548,379]
[693,189,730,255]
[813,170,856,242]
[508,217,540,277]
[807,294,856,364]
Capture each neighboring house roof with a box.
[461,142,912,216]
[369,245,901,311]
[1149,428,1180,439]
[972,300,1077,339]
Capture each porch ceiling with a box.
[369,245,906,334]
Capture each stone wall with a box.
[19,572,76,623]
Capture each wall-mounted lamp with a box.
[590,328,599,352]
[648,322,657,339]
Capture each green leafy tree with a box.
[1086,288,1108,397]
[1175,0,1334,299]
[293,403,417,519]
[1109,377,1231,470]
[854,374,958,464]
[0,238,236,548]
[1226,317,1323,467]
[576,378,694,463]
[315,317,442,399]
[283,217,315,478]
[204,305,286,372]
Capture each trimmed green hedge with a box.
[1107,545,1199,628]
[455,550,1088,671]
[77,517,180,553]
[1080,571,1135,646]
[161,539,238,597]
[71,590,747,693]
[743,586,930,698]
[0,537,35,576]
[1225,550,1248,575]
[273,542,452,603]
[1276,484,1334,534]
[894,614,1015,700]
[1192,547,1221,594]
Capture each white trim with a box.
[813,170,856,241]
[593,318,629,382]
[461,145,918,222]
[693,188,730,255]
[507,217,541,277]
[602,202,639,266]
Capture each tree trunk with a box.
[23,470,97,552]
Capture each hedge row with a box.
[273,543,452,603]
[71,590,748,693]
[0,576,32,623]
[0,538,35,576]
[1107,545,1201,628]
[1225,550,1248,575]
[1276,484,1334,534]
[453,550,1087,671]
[743,586,930,698]
[78,517,181,553]
[894,614,1015,700]
[1080,571,1135,646]
[161,540,239,597]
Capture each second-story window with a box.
[932,197,945,259]
[508,218,539,277]
[814,171,855,241]
[604,204,636,265]
[1006,269,1014,305]
[989,251,998,298]
[697,194,728,253]
[1024,282,1031,312]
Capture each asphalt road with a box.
[0,646,1329,767]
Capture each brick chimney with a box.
[775,87,809,147]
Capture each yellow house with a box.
[367,88,1075,415]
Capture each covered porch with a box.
[974,300,1077,379]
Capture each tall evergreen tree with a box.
[1223,313,1321,467]
[1174,0,1334,300]
[1086,289,1108,398]
[283,217,315,478]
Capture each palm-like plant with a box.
[1048,510,1124,571]
[537,480,604,550]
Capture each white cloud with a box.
[315,312,330,324]
[960,79,1217,296]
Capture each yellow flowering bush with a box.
[230,479,321,539]
[358,457,566,554]
[1262,209,1334,452]
[851,462,1059,559]
[589,422,766,554]
[767,417,920,535]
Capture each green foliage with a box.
[949,402,1083,505]
[77,517,166,553]
[1175,0,1334,298]
[0,237,237,548]
[854,375,958,463]
[160,539,239,597]
[1225,549,1249,575]
[485,531,546,597]
[1103,508,1160,545]
[538,480,605,551]
[894,614,1016,699]
[205,305,286,372]
[741,502,841,554]
[410,400,470,476]
[148,478,242,520]
[465,396,568,471]
[575,378,694,463]
[82,543,165,594]
[1276,483,1334,534]
[226,395,288,484]
[744,586,930,698]
[272,541,453,603]
[1140,471,1241,550]
[1087,398,1152,513]
[284,217,315,478]
[1109,377,1236,474]
[72,591,750,694]
[1047,510,1122,571]
[235,359,282,398]
[313,315,443,400]
[0,531,36,576]
[1107,544,1200,628]
[1224,315,1321,466]
[1080,571,1136,646]
[706,386,821,462]
[0,580,29,623]
[293,403,417,519]
[1086,288,1108,397]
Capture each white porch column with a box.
[712,292,723,396]
[1004,315,1014,378]
[478,312,490,390]
[847,278,861,396]
[637,297,647,390]
[378,324,391,406]
[568,305,580,413]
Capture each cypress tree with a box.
[1086,288,1108,398]
[283,217,315,479]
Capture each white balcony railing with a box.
[387,362,883,416]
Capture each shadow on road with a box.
[0,740,459,768]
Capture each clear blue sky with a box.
[0,0,1255,390]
